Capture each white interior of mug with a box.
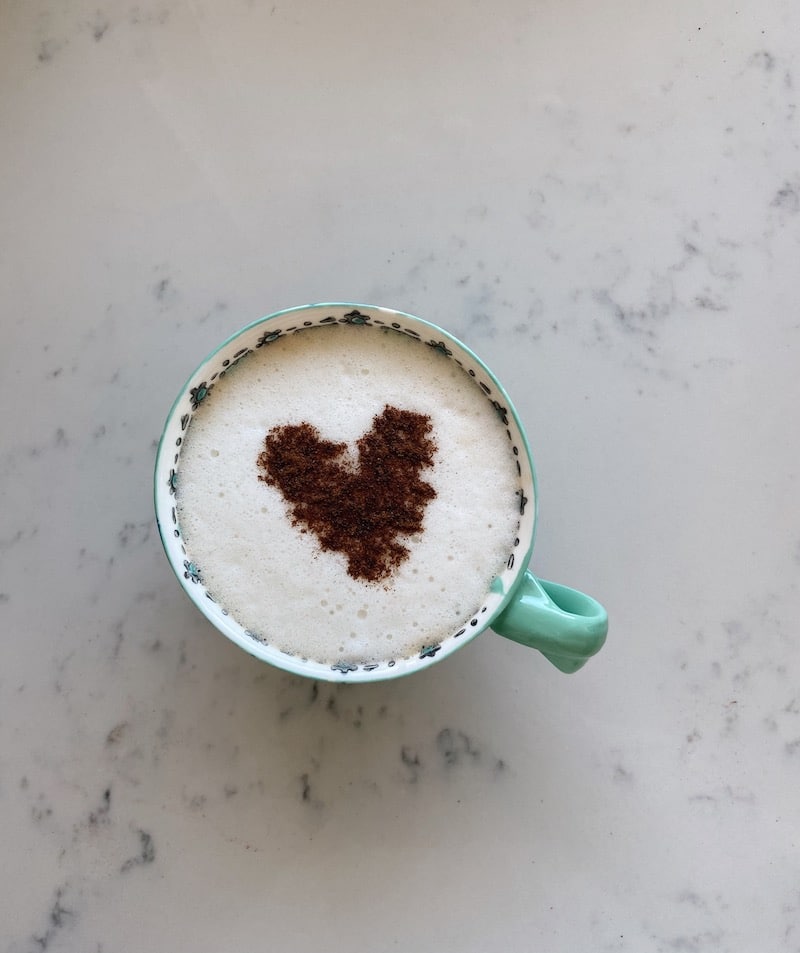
[154,304,537,682]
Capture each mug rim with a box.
[154,303,539,681]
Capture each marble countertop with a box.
[2,0,799,949]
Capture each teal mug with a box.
[155,304,607,681]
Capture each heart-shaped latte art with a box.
[257,405,437,583]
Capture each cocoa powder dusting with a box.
[256,405,437,582]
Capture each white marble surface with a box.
[1,0,799,949]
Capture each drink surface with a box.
[176,324,520,664]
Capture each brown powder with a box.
[256,405,437,583]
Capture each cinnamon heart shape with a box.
[257,405,437,583]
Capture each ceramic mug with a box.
[154,304,607,681]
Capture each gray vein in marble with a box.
[89,12,110,42]
[771,182,800,213]
[400,746,422,784]
[120,829,156,873]
[11,774,160,952]
[29,886,74,952]
[30,0,172,68]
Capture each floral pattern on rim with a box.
[256,329,283,348]
[419,644,441,659]
[342,309,371,325]
[183,560,202,583]
[426,339,452,357]
[492,400,509,425]
[189,381,213,410]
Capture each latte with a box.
[175,323,520,665]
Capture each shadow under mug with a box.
[154,304,607,682]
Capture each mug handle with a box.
[492,572,608,673]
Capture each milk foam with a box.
[176,325,520,664]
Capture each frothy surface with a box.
[176,325,520,664]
